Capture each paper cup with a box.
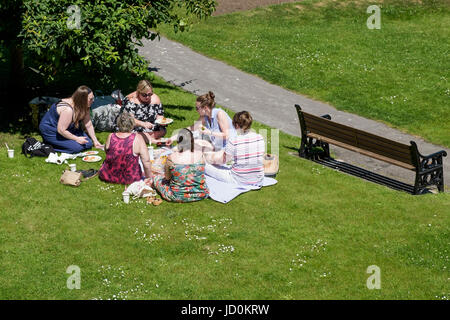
[69,163,77,172]
[122,192,130,204]
[7,149,14,158]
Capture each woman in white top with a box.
[189,91,237,151]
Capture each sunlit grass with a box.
[0,74,449,299]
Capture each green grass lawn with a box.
[0,74,449,300]
[159,0,450,147]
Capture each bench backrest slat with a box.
[356,133,413,164]
[302,111,414,166]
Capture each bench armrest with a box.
[411,141,447,172]
[321,114,331,120]
[420,149,447,160]
[411,141,447,160]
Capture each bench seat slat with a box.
[307,133,416,170]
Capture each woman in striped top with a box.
[204,111,265,186]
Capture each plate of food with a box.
[83,151,99,156]
[156,137,170,147]
[82,155,102,162]
[155,117,173,125]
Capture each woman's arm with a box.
[201,110,230,142]
[104,134,112,153]
[205,150,228,165]
[152,95,164,121]
[83,115,103,149]
[135,134,152,179]
[132,116,154,130]
[214,110,231,140]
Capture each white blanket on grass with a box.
[205,175,277,204]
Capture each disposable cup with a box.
[7,149,14,158]
[122,192,130,204]
[69,163,77,172]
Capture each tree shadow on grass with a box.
[163,104,196,121]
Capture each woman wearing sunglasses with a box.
[119,80,166,142]
[39,85,103,154]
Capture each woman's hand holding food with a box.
[200,125,211,136]
[143,121,154,129]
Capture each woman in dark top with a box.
[120,80,166,142]
[39,85,103,153]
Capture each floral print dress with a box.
[120,97,164,132]
[153,163,209,202]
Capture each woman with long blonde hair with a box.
[39,85,103,153]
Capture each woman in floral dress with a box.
[153,129,209,202]
[119,80,167,142]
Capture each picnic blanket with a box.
[205,175,277,204]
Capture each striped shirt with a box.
[225,131,265,186]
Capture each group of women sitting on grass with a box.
[39,81,265,203]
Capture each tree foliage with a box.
[0,0,216,86]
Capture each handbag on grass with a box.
[60,170,83,187]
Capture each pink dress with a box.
[99,133,143,185]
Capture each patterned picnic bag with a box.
[21,136,55,158]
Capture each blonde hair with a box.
[196,91,215,110]
[71,85,92,128]
[136,80,153,94]
[116,112,135,133]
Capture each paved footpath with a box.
[139,37,449,190]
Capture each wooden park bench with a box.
[294,104,447,195]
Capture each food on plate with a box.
[84,151,99,155]
[156,117,173,125]
[82,155,102,162]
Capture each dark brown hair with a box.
[232,111,253,132]
[196,91,215,110]
[71,85,92,128]
[177,128,194,153]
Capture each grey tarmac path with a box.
[139,36,449,191]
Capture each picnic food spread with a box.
[20,87,276,206]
